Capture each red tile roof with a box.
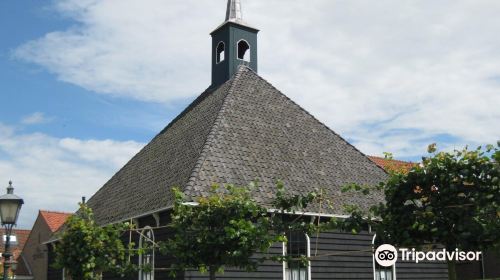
[0,228,31,261]
[368,156,416,174]
[39,210,71,233]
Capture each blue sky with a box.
[0,1,186,142]
[1,0,499,228]
[0,0,192,228]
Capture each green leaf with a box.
[428,143,437,153]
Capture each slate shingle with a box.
[88,66,388,224]
[87,80,234,224]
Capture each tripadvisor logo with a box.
[375,244,482,266]
[375,244,398,267]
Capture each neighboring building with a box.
[23,210,70,280]
[368,156,415,174]
[0,228,31,279]
[48,1,450,279]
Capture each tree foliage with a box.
[165,184,275,279]
[53,203,134,280]
[163,182,322,280]
[343,142,500,280]
[379,143,500,251]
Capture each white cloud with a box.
[59,138,142,168]
[0,123,144,228]
[21,112,52,125]
[14,0,219,103]
[14,0,500,157]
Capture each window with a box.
[237,40,250,61]
[139,227,155,280]
[284,231,310,280]
[372,234,395,280]
[216,41,225,63]
[3,234,17,245]
[375,265,393,280]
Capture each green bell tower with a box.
[211,0,259,87]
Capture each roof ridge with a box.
[158,86,214,134]
[39,210,72,215]
[241,67,387,174]
[183,67,248,197]
[368,155,414,164]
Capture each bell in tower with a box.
[210,0,259,87]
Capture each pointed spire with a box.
[226,0,243,22]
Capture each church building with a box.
[49,1,450,279]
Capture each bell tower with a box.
[211,0,259,87]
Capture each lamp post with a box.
[7,260,16,280]
[0,182,23,280]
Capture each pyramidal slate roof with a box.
[87,66,387,225]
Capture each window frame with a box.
[216,41,225,64]
[282,232,311,280]
[375,266,394,280]
[138,226,155,280]
[236,39,251,62]
[372,234,396,280]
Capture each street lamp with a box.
[0,181,23,280]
